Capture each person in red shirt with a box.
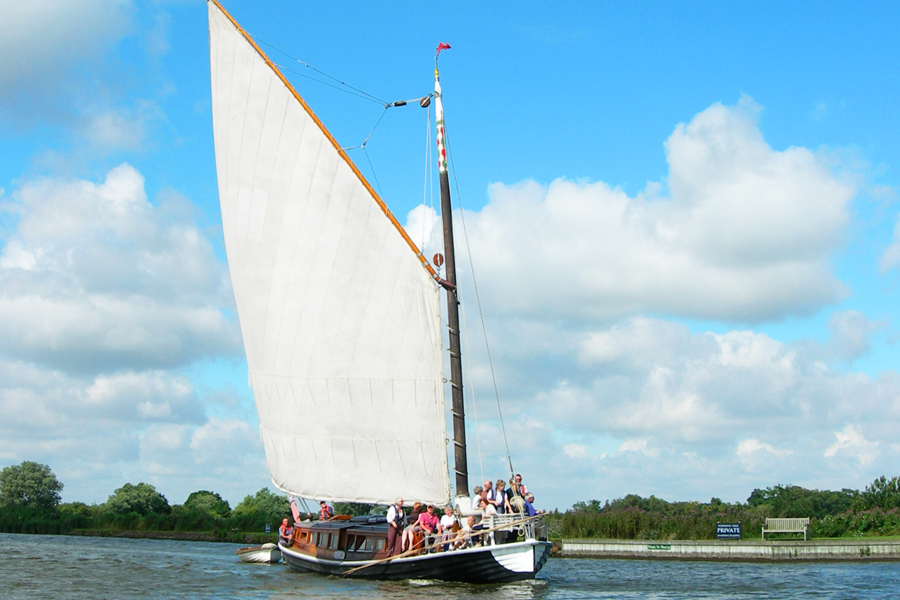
[415,504,442,549]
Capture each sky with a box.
[1,0,899,511]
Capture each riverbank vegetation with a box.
[0,461,289,542]
[543,475,900,540]
[3,461,900,541]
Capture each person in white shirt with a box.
[439,506,458,550]
[385,497,404,555]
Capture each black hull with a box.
[280,540,552,583]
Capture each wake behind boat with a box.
[207,0,551,583]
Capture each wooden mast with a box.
[434,50,469,498]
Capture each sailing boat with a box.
[207,0,551,582]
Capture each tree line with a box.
[0,461,290,541]
[4,461,900,541]
[542,475,900,540]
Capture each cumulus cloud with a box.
[462,316,900,507]
[0,0,133,120]
[0,163,259,503]
[404,203,440,251]
[453,96,855,323]
[0,163,240,374]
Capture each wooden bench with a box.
[761,517,809,541]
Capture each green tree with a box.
[184,490,231,518]
[105,483,171,515]
[234,488,289,520]
[747,484,855,519]
[853,476,900,512]
[0,461,64,510]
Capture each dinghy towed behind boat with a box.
[207,0,551,583]
[236,543,282,564]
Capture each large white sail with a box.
[208,1,450,505]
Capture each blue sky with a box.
[1,0,899,511]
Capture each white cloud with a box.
[0,355,266,505]
[563,443,588,458]
[464,316,900,507]
[0,163,258,504]
[824,424,880,466]
[0,0,134,123]
[0,163,240,373]
[456,96,855,323]
[404,203,440,251]
[737,439,789,457]
[0,0,133,90]
[618,438,657,457]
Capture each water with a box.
[2,533,899,599]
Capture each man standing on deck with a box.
[386,498,405,556]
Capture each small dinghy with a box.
[236,542,282,564]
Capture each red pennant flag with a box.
[436,42,451,57]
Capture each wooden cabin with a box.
[288,515,391,561]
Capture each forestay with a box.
[208,1,450,505]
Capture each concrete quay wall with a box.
[561,539,900,561]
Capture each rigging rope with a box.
[252,34,389,105]
[342,106,389,151]
[443,127,516,478]
[361,148,385,201]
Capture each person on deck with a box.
[479,487,498,516]
[439,506,458,550]
[415,504,442,550]
[401,502,424,551]
[318,500,333,521]
[495,479,511,514]
[278,517,293,546]
[508,474,527,513]
[482,480,499,513]
[471,486,484,512]
[461,515,485,547]
[523,493,539,517]
[386,497,405,556]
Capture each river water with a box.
[2,533,899,599]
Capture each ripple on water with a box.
[2,534,900,599]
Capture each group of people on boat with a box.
[472,473,538,516]
[277,474,540,556]
[385,499,486,556]
[378,473,539,556]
